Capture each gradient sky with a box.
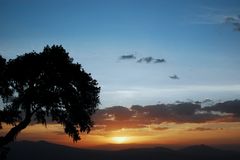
[1,0,240,149]
[1,0,240,107]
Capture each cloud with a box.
[53,130,65,135]
[202,98,213,103]
[102,106,133,121]
[92,125,106,131]
[119,54,136,60]
[224,15,240,31]
[137,57,154,63]
[92,100,240,131]
[203,100,240,117]
[151,126,169,131]
[154,59,166,63]
[187,127,215,131]
[118,54,166,64]
[137,57,166,64]
[190,14,225,25]
[169,74,179,79]
[175,100,185,104]
[189,7,240,31]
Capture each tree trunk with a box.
[0,108,32,147]
[0,106,33,160]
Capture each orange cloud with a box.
[187,127,222,131]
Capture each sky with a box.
[1,0,240,149]
[1,0,240,107]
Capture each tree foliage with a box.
[0,45,100,147]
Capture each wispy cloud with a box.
[119,53,166,65]
[154,59,166,63]
[187,127,222,131]
[119,54,136,60]
[189,6,240,30]
[169,74,179,80]
[224,15,240,31]
[137,57,154,63]
[151,126,169,131]
[137,57,166,64]
[190,14,226,25]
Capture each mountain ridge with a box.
[6,140,240,160]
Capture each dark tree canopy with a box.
[0,45,100,148]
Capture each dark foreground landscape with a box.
[6,141,240,160]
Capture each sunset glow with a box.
[111,137,129,144]
[1,119,239,150]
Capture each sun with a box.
[111,136,128,144]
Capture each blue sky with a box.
[1,0,240,107]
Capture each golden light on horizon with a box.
[2,122,240,149]
[111,136,129,144]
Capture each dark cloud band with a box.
[92,100,240,131]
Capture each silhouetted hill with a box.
[180,144,222,155]
[6,141,240,160]
[92,143,174,150]
[179,144,240,160]
[7,141,108,160]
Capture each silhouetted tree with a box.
[0,45,100,156]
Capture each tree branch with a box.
[0,106,32,147]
